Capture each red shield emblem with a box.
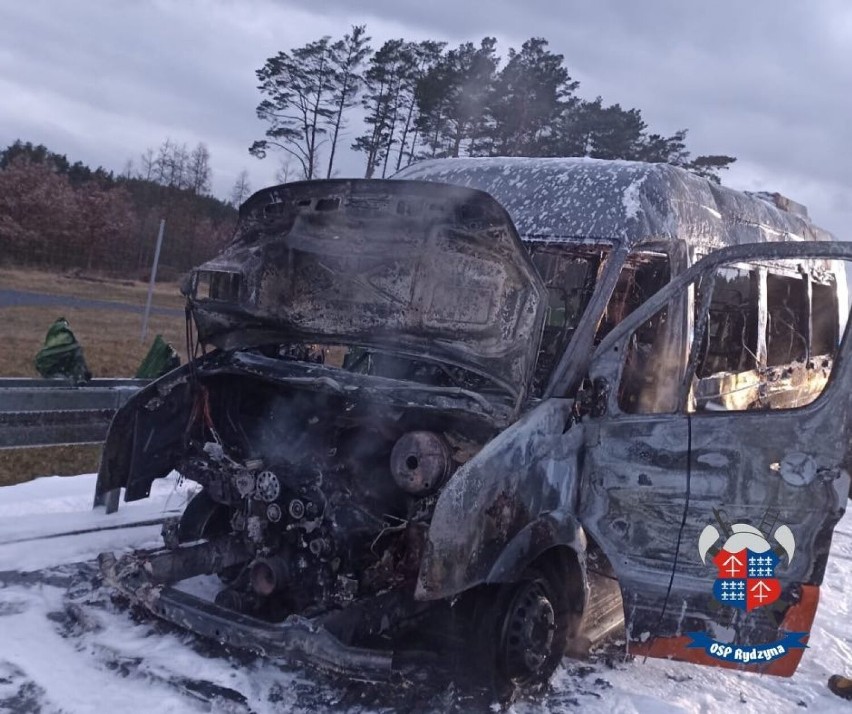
[712,548,781,612]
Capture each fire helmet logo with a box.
[685,508,808,665]
[698,517,795,612]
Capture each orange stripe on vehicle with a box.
[630,585,819,677]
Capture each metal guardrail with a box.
[0,378,148,449]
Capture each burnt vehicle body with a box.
[96,158,852,692]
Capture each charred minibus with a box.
[96,158,852,695]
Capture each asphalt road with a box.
[0,289,183,316]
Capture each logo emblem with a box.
[701,521,792,611]
[686,508,808,664]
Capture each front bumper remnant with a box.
[97,541,424,683]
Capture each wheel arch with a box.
[485,512,588,616]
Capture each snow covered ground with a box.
[1,473,851,713]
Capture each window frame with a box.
[590,243,851,419]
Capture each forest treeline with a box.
[251,29,736,181]
[0,139,238,278]
[2,28,736,279]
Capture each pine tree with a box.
[391,40,445,171]
[250,31,736,182]
[352,39,407,178]
[483,38,578,156]
[251,37,337,179]
[325,25,371,179]
[685,153,737,183]
[417,37,498,158]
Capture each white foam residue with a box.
[622,174,647,220]
[1,472,851,712]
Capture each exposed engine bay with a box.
[95,178,591,692]
[169,366,488,627]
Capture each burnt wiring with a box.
[184,302,198,386]
[645,413,693,660]
[184,301,221,446]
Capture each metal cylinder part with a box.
[288,499,305,519]
[390,431,452,496]
[256,470,281,503]
[267,503,282,523]
[309,538,330,557]
[249,556,290,596]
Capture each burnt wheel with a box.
[472,562,574,699]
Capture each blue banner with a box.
[685,631,809,664]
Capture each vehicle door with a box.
[578,241,852,675]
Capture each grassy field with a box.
[0,306,187,377]
[1,268,187,486]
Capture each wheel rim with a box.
[498,579,557,683]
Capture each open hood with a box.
[186,179,546,401]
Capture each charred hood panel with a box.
[188,180,546,399]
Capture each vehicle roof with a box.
[394,157,837,250]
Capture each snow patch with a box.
[1,473,851,712]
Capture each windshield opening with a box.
[527,246,672,398]
[596,251,671,344]
[528,245,608,395]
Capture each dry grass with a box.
[1,268,189,485]
[0,306,187,377]
[0,445,102,488]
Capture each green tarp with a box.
[136,334,180,379]
[34,317,92,384]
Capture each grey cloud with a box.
[0,0,849,235]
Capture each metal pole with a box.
[141,219,166,342]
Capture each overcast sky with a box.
[1,0,850,236]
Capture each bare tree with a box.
[139,148,155,181]
[187,143,212,195]
[230,170,252,207]
[275,159,294,184]
[151,139,190,188]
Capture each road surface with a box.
[0,289,183,316]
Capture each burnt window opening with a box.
[195,270,242,303]
[529,247,607,395]
[263,202,287,216]
[691,265,843,413]
[607,253,675,413]
[314,197,340,212]
[695,267,759,378]
[618,301,678,414]
[596,254,671,344]
[812,279,839,356]
[766,273,807,366]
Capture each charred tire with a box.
[471,562,573,699]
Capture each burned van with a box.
[96,158,852,694]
